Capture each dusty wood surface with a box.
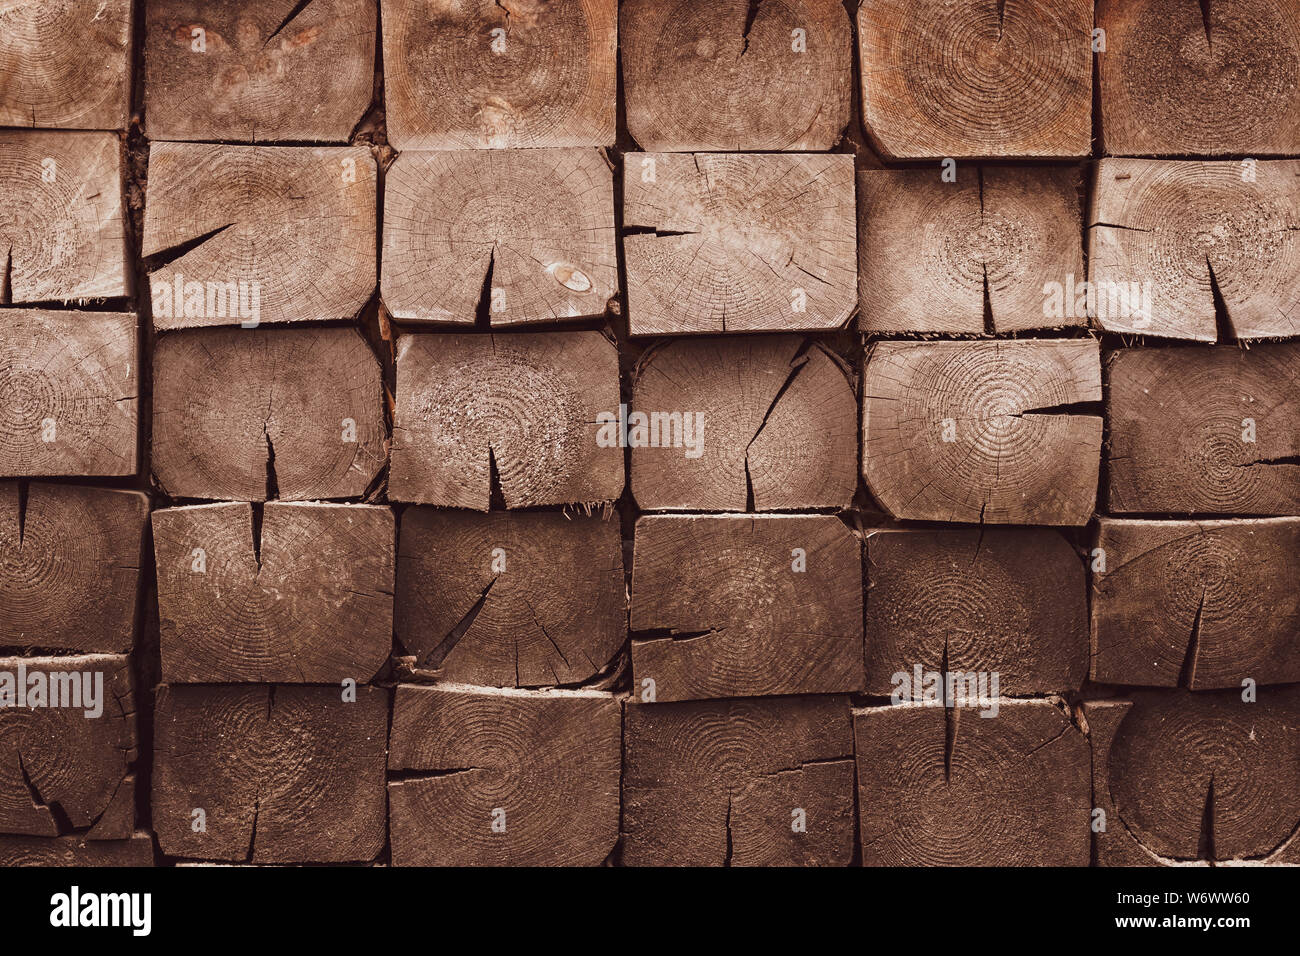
[622,152,857,334]
[0,309,137,478]
[0,483,147,653]
[1106,344,1300,515]
[144,0,376,142]
[152,326,386,501]
[630,515,863,701]
[863,340,1102,525]
[1089,159,1300,340]
[143,143,376,330]
[858,165,1085,333]
[153,502,393,683]
[381,0,617,150]
[381,148,616,325]
[395,508,624,688]
[152,683,388,863]
[0,831,154,867]
[390,331,623,508]
[855,699,1090,866]
[621,0,851,151]
[388,683,620,866]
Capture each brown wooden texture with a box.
[630,515,863,701]
[152,683,388,863]
[622,695,855,866]
[390,331,623,508]
[381,149,616,325]
[858,165,1085,333]
[622,152,857,334]
[1106,345,1300,515]
[1092,518,1300,689]
[863,340,1102,525]
[864,528,1088,696]
[1088,159,1300,340]
[1097,0,1300,156]
[142,143,376,330]
[388,683,620,866]
[858,0,1092,159]
[395,508,623,688]
[620,0,851,151]
[152,502,394,683]
[152,326,386,501]
[855,699,1090,865]
[144,0,376,142]
[380,0,617,150]
[0,309,137,478]
[0,831,154,867]
[0,654,135,838]
[0,131,128,302]
[0,483,147,653]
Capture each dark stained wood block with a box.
[0,131,128,302]
[858,0,1091,159]
[1097,0,1300,156]
[1089,159,1300,340]
[388,683,620,866]
[0,310,137,478]
[152,326,386,501]
[153,502,393,684]
[381,149,616,325]
[380,0,617,150]
[142,143,376,330]
[864,528,1088,696]
[0,654,136,838]
[855,699,1090,865]
[620,0,851,151]
[144,0,376,142]
[1106,345,1300,515]
[152,683,388,863]
[622,695,855,866]
[390,331,623,508]
[863,340,1102,525]
[622,152,856,335]
[0,483,148,653]
[395,508,623,688]
[631,515,863,701]
[0,831,154,867]
[859,165,1086,333]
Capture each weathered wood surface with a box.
[0,483,147,653]
[380,0,617,150]
[855,700,1090,866]
[622,695,855,866]
[152,327,386,501]
[395,508,623,688]
[389,683,620,866]
[153,683,388,863]
[0,131,128,302]
[1088,159,1300,340]
[1106,345,1300,515]
[620,0,851,151]
[144,0,376,142]
[622,152,857,334]
[1097,0,1300,157]
[143,143,376,330]
[390,332,623,508]
[152,502,394,684]
[0,310,137,478]
[862,340,1102,525]
[0,831,154,867]
[857,0,1092,159]
[0,654,135,838]
[864,528,1088,696]
[630,337,857,511]
[630,515,862,701]
[381,149,616,325]
[858,165,1085,333]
